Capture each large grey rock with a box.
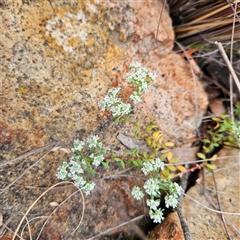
[0,1,208,239]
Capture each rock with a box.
[148,211,184,240]
[209,99,226,115]
[181,148,240,240]
[1,0,208,239]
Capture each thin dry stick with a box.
[20,214,32,240]
[86,214,144,240]
[183,193,240,215]
[36,189,80,240]
[203,189,240,235]
[229,0,238,118]
[216,41,240,93]
[21,216,48,239]
[0,144,59,194]
[0,142,58,167]
[155,0,166,41]
[211,171,231,239]
[12,182,85,240]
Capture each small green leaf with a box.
[166,165,176,171]
[132,160,139,167]
[146,124,158,133]
[114,116,121,124]
[205,163,217,171]
[137,159,143,167]
[142,151,147,159]
[114,157,121,162]
[169,157,178,164]
[197,152,206,159]
[147,137,152,146]
[101,161,109,169]
[202,138,211,144]
[160,153,168,160]
[119,160,125,169]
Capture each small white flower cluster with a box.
[98,87,132,118]
[126,62,157,104]
[98,62,156,117]
[131,159,182,223]
[141,157,165,175]
[232,122,240,144]
[56,135,105,195]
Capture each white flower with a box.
[149,209,164,223]
[164,194,179,208]
[72,139,85,152]
[153,158,165,171]
[69,160,84,174]
[168,181,183,196]
[56,168,68,180]
[56,161,69,180]
[82,182,95,195]
[132,186,144,200]
[72,175,86,188]
[173,182,183,196]
[129,62,142,69]
[141,161,154,175]
[130,92,142,104]
[146,199,160,210]
[92,154,105,167]
[144,178,160,196]
[87,135,100,148]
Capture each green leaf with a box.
[89,166,95,176]
[119,160,125,169]
[159,185,168,191]
[142,151,147,159]
[110,150,116,157]
[221,114,229,119]
[132,160,139,167]
[114,157,122,162]
[205,163,217,171]
[133,148,139,155]
[169,157,178,164]
[114,116,121,124]
[166,165,176,171]
[161,168,170,178]
[160,153,168,160]
[101,161,109,169]
[135,121,140,136]
[146,137,152,146]
[146,124,158,133]
[137,159,143,167]
[202,138,211,144]
[197,152,206,159]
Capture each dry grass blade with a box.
[12,182,85,240]
[169,0,240,45]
